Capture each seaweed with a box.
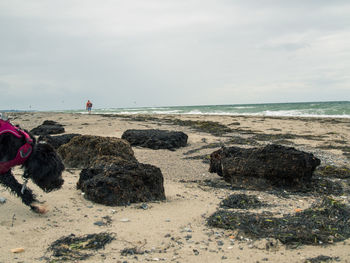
[166,118,233,136]
[207,197,350,247]
[300,178,345,196]
[227,136,260,146]
[120,247,145,256]
[47,232,115,262]
[220,194,268,209]
[304,255,340,263]
[317,145,350,157]
[183,143,224,155]
[183,154,211,163]
[200,179,235,190]
[200,175,345,197]
[315,165,350,179]
[112,114,233,136]
[252,133,325,142]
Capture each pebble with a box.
[0,197,6,204]
[217,240,224,246]
[120,218,130,222]
[140,203,149,210]
[94,221,105,226]
[183,227,192,232]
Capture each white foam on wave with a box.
[258,110,350,118]
[86,102,350,119]
[230,106,255,109]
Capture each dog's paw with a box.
[30,203,48,214]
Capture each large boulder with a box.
[121,129,188,150]
[30,120,65,135]
[209,144,321,187]
[58,135,166,205]
[57,135,136,168]
[77,159,166,206]
[38,134,81,149]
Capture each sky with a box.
[0,0,349,111]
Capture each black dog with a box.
[0,118,64,213]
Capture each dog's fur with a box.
[0,128,64,213]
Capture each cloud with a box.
[0,1,349,110]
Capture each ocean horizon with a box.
[2,101,349,119]
[62,101,350,119]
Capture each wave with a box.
[63,101,350,119]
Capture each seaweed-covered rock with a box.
[77,160,166,206]
[38,134,80,149]
[121,129,188,150]
[30,120,65,135]
[209,144,320,187]
[57,135,136,168]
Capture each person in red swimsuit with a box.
[86,100,93,114]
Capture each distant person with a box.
[86,100,93,114]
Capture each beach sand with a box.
[1,112,350,263]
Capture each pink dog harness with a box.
[0,119,33,174]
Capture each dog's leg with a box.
[0,170,45,213]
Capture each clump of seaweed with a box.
[317,145,350,158]
[207,197,350,247]
[183,143,224,155]
[315,165,350,179]
[47,232,115,262]
[114,114,233,136]
[200,175,346,197]
[252,133,325,142]
[227,136,260,146]
[167,118,232,136]
[304,255,340,263]
[220,194,268,209]
[295,178,345,196]
[183,142,224,163]
[183,154,211,163]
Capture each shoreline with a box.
[1,112,350,262]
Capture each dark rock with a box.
[77,160,166,206]
[38,134,80,149]
[121,129,188,150]
[209,144,321,187]
[59,135,166,206]
[30,120,65,135]
[57,135,136,168]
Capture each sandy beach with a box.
[1,112,350,263]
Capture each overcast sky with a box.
[1,0,349,111]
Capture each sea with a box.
[69,101,350,119]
